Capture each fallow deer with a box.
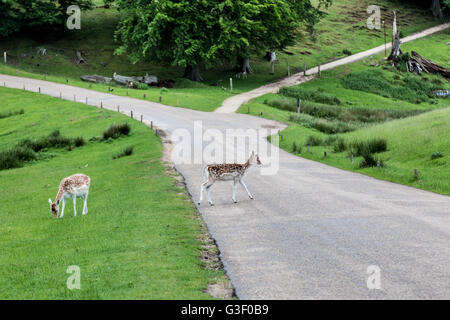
[48,174,90,219]
[198,151,261,206]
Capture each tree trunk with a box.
[238,56,253,74]
[388,31,402,61]
[183,64,203,82]
[430,0,443,18]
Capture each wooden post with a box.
[271,61,274,74]
[23,84,25,90]
[131,110,133,119]
[260,111,263,117]
[324,151,327,157]
[60,92,62,99]
[280,134,284,141]
[247,104,250,113]
[151,121,153,130]
[144,93,146,99]
[117,105,120,113]
[318,64,321,78]
[86,97,88,104]
[3,82,5,87]
[350,154,354,165]
[287,61,290,76]
[304,63,306,76]
[307,146,310,152]
[44,74,46,80]
[66,78,69,84]
[230,78,233,92]
[126,89,129,96]
[414,169,418,179]
[377,160,381,170]
[3,51,6,64]
[140,115,143,123]
[100,101,103,109]
[74,94,76,102]
[38,87,41,94]
[297,98,301,116]
[159,96,162,103]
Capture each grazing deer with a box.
[48,174,90,219]
[198,151,261,206]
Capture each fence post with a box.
[60,92,62,99]
[159,96,162,103]
[287,61,290,76]
[304,63,306,76]
[230,78,233,92]
[144,93,146,99]
[324,151,327,157]
[86,97,88,104]
[74,94,76,102]
[151,121,153,130]
[377,160,381,170]
[307,145,310,153]
[100,101,103,109]
[318,64,321,78]
[38,87,41,94]
[297,98,301,116]
[3,51,6,64]
[414,169,419,179]
[350,154,354,165]
[140,115,143,123]
[117,105,120,113]
[131,110,133,119]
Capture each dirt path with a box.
[215,22,450,114]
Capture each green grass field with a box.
[0,87,227,299]
[0,0,446,111]
[238,31,450,195]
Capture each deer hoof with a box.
[233,200,237,204]
[249,197,254,200]
[209,203,214,206]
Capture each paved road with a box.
[2,74,449,299]
[216,22,450,113]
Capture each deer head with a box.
[48,198,58,218]
[249,151,262,166]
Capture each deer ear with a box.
[48,198,53,204]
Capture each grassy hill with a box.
[0,87,227,299]
[0,0,447,111]
[238,30,450,195]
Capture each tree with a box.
[115,0,331,81]
[0,0,93,37]
[214,0,332,74]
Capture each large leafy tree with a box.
[0,0,93,37]
[115,0,331,81]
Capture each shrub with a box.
[359,150,383,168]
[20,130,73,152]
[103,123,131,140]
[313,119,356,134]
[279,87,341,105]
[305,135,322,146]
[431,152,444,160]
[137,83,149,90]
[113,146,134,159]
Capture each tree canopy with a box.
[115,0,332,81]
[0,0,93,37]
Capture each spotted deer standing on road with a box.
[198,151,262,206]
[48,174,90,218]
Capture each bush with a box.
[137,83,149,90]
[20,130,73,152]
[279,87,341,105]
[431,152,444,160]
[313,119,356,134]
[305,135,322,146]
[351,138,387,156]
[342,49,352,56]
[113,146,134,159]
[359,150,383,168]
[103,123,131,140]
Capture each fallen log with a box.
[113,72,158,85]
[75,50,87,64]
[411,51,450,80]
[80,74,112,83]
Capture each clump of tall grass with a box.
[350,138,387,156]
[342,69,439,103]
[0,146,36,170]
[305,136,323,146]
[103,123,131,140]
[113,146,134,159]
[279,87,341,105]
[0,109,24,119]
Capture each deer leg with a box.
[232,179,238,203]
[73,196,77,217]
[60,198,66,218]
[239,177,253,200]
[82,194,88,215]
[199,181,208,205]
[206,181,215,206]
